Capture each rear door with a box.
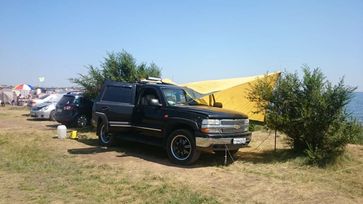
[96,82,136,131]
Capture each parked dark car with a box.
[92,79,251,165]
[55,92,93,128]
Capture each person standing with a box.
[12,91,17,106]
[0,92,4,106]
[17,94,21,106]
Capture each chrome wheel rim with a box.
[170,135,192,161]
[77,116,87,128]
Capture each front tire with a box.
[49,110,56,121]
[98,122,114,146]
[166,129,200,165]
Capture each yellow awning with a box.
[181,72,281,122]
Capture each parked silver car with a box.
[30,102,57,120]
[28,93,63,108]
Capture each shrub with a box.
[249,66,361,166]
[347,120,363,145]
[71,51,161,99]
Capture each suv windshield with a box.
[161,88,207,106]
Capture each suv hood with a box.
[174,105,248,119]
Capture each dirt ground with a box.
[1,107,362,203]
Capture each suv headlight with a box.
[40,106,49,111]
[243,119,249,131]
[201,119,222,133]
[202,119,220,125]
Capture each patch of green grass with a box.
[235,147,363,198]
[7,106,28,110]
[0,112,9,118]
[0,137,7,145]
[0,131,218,203]
[355,126,363,144]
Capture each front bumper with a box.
[30,110,51,119]
[195,131,252,150]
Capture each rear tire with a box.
[166,129,200,165]
[76,115,88,128]
[98,122,114,146]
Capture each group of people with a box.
[10,92,32,106]
[0,92,32,107]
[0,88,49,107]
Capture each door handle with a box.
[101,106,109,111]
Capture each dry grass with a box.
[0,106,362,203]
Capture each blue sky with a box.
[0,0,362,90]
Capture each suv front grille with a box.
[221,119,248,126]
[220,119,249,133]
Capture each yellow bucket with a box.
[70,131,78,139]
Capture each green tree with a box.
[248,66,361,166]
[71,51,162,99]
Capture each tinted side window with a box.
[102,86,132,103]
[58,95,75,106]
[74,97,81,105]
[75,97,92,107]
[139,88,161,106]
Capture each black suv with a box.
[92,79,252,165]
[55,92,93,128]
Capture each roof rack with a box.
[139,77,163,84]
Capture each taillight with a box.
[64,105,73,110]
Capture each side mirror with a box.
[214,102,223,108]
[150,98,162,107]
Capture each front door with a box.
[133,87,165,138]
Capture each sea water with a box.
[347,92,363,123]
